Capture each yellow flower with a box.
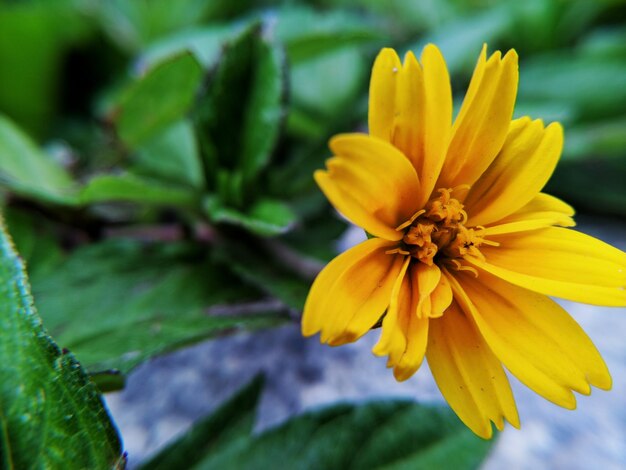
[302,44,626,438]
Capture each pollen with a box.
[402,187,491,267]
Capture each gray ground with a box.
[105,217,626,469]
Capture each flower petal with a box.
[449,270,611,410]
[468,227,626,306]
[465,118,564,227]
[427,300,520,438]
[302,238,405,345]
[418,44,453,207]
[374,261,430,382]
[414,262,441,317]
[392,51,424,171]
[369,48,401,142]
[373,257,411,363]
[439,47,519,189]
[318,134,421,240]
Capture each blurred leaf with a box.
[80,173,197,207]
[116,52,203,148]
[519,54,626,121]
[92,0,225,52]
[196,400,493,469]
[414,6,513,75]
[139,375,264,470]
[3,207,64,279]
[0,1,92,137]
[141,24,240,70]
[31,240,286,375]
[288,47,367,138]
[564,118,626,160]
[0,218,123,468]
[273,7,385,63]
[547,157,626,217]
[196,24,286,188]
[134,119,204,189]
[580,26,626,59]
[205,197,296,237]
[0,114,76,203]
[216,235,311,311]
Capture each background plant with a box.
[1,0,625,467]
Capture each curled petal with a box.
[316,134,421,241]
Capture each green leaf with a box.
[273,7,385,63]
[0,217,123,468]
[564,118,626,160]
[134,119,204,189]
[80,173,198,207]
[197,401,493,469]
[518,54,626,121]
[142,24,242,70]
[288,47,367,134]
[215,235,311,311]
[31,240,286,375]
[195,24,286,188]
[412,6,513,75]
[116,52,203,148]
[139,375,264,470]
[0,114,76,203]
[204,196,297,237]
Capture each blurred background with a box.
[1,0,625,468]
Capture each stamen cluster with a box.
[401,188,486,266]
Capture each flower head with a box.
[302,44,626,438]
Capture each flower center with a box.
[400,188,487,267]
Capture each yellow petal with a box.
[327,133,420,232]
[392,51,425,173]
[468,227,626,306]
[439,47,519,189]
[417,44,453,207]
[369,48,401,141]
[465,119,564,227]
[479,193,575,236]
[414,262,441,318]
[302,238,396,338]
[427,300,520,438]
[429,273,453,318]
[316,134,420,241]
[373,257,411,362]
[449,270,611,409]
[374,262,430,381]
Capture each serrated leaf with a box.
[139,375,264,470]
[31,239,286,376]
[195,24,285,189]
[0,114,76,203]
[116,52,203,148]
[80,173,198,207]
[0,217,123,468]
[204,197,297,237]
[197,401,493,469]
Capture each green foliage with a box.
[115,52,204,148]
[0,115,75,204]
[0,218,123,469]
[28,238,287,376]
[140,376,493,470]
[0,0,625,467]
